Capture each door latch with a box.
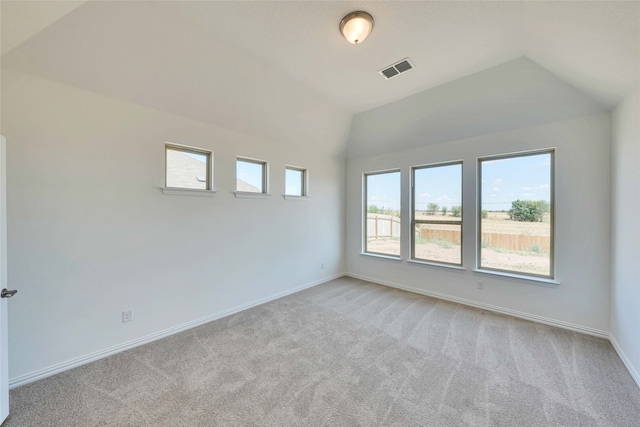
[1,288,17,298]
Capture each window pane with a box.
[414,223,461,264]
[365,171,401,257]
[480,152,552,277]
[285,168,304,196]
[412,163,462,264]
[237,160,264,193]
[166,148,208,190]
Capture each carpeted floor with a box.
[5,277,640,426]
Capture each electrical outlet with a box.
[122,310,133,323]
[477,282,484,290]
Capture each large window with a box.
[411,162,463,265]
[165,144,212,190]
[364,170,401,257]
[478,150,554,278]
[236,157,268,194]
[285,166,307,196]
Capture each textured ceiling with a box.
[1,1,638,155]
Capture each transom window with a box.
[237,157,268,194]
[411,162,463,266]
[165,144,212,190]
[285,166,307,196]
[478,150,554,278]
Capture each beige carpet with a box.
[5,277,640,426]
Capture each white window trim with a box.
[234,192,271,199]
[162,188,217,197]
[473,269,560,287]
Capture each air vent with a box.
[379,57,415,80]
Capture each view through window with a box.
[365,170,401,257]
[165,145,211,190]
[479,150,554,277]
[285,167,306,196]
[237,158,266,193]
[412,162,462,265]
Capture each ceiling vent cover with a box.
[379,58,415,80]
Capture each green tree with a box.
[368,204,380,214]
[451,205,462,217]
[427,203,439,215]
[481,210,488,219]
[441,206,448,216]
[508,200,548,222]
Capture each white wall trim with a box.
[8,273,344,389]
[345,273,609,339]
[609,333,640,389]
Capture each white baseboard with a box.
[609,334,640,389]
[8,273,344,389]
[345,273,609,339]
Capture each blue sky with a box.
[367,171,401,211]
[285,169,303,195]
[481,152,551,211]
[414,163,462,210]
[366,152,551,212]
[237,160,264,189]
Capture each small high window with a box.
[285,166,307,197]
[478,149,554,278]
[165,144,212,190]
[236,157,268,194]
[364,170,401,257]
[411,162,463,266]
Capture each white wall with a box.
[611,86,640,385]
[2,69,347,382]
[346,113,612,334]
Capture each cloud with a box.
[543,157,551,167]
[418,192,431,198]
[522,192,534,197]
[490,194,497,197]
[521,184,549,191]
[492,178,502,185]
[493,187,500,191]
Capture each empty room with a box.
[0,1,639,425]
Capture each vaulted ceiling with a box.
[2,1,638,157]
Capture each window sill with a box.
[360,252,402,261]
[234,192,271,199]
[283,195,310,200]
[162,187,217,197]
[473,269,560,287]
[407,260,465,271]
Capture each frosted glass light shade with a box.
[340,12,374,45]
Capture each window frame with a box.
[363,169,402,259]
[285,165,308,197]
[410,160,463,267]
[476,149,556,280]
[236,156,269,195]
[165,143,213,191]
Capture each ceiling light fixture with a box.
[339,11,374,45]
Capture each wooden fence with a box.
[418,228,550,252]
[481,233,550,252]
[367,214,401,240]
